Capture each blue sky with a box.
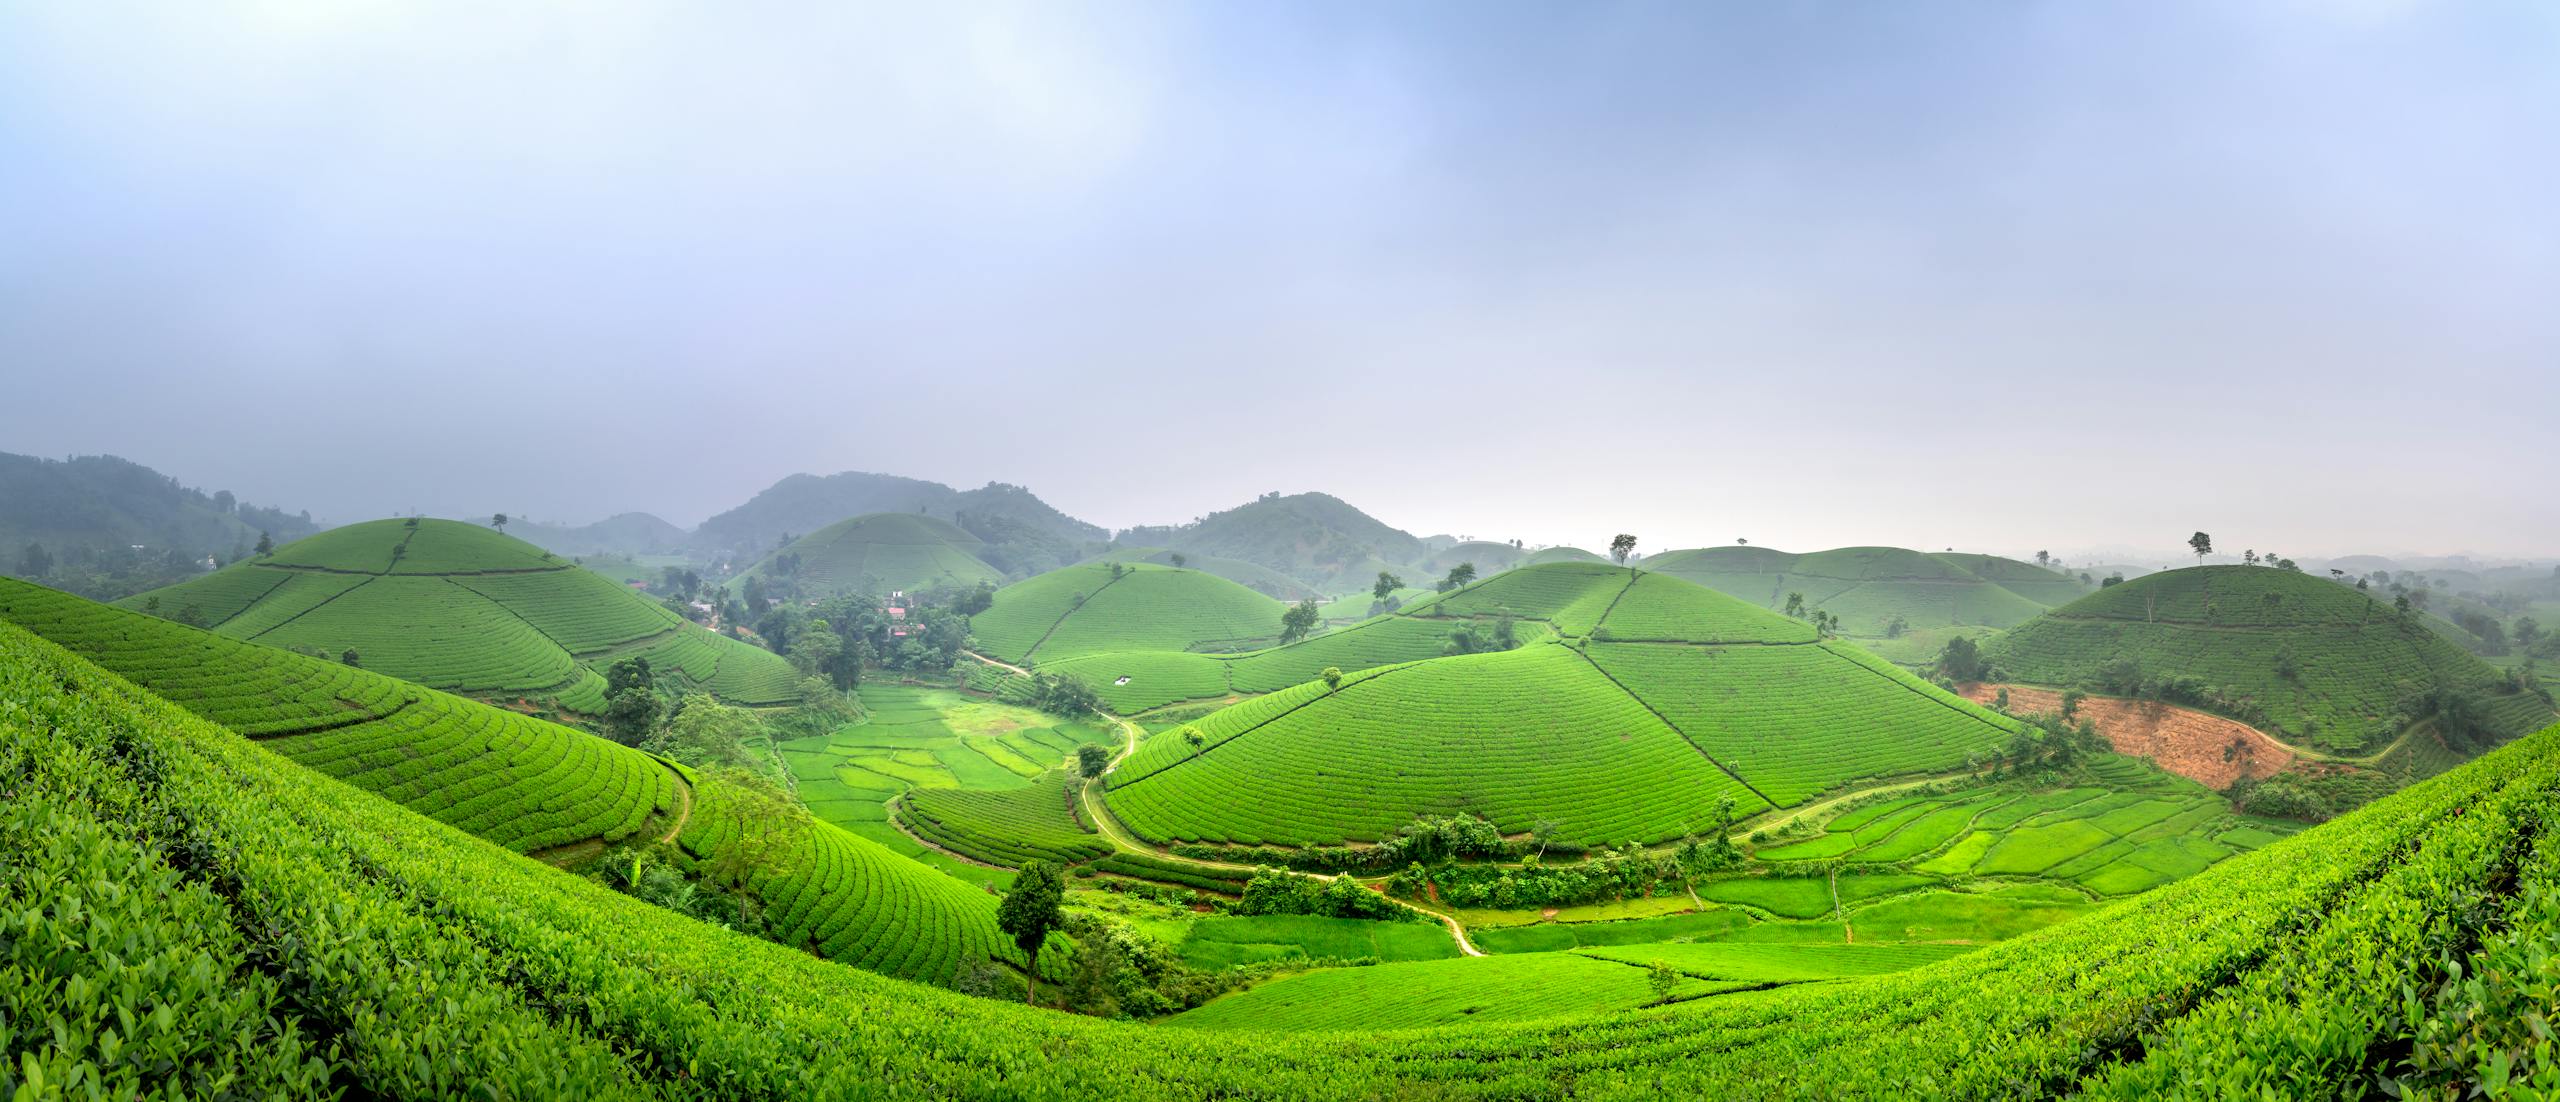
[3,2,2555,559]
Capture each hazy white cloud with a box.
[1,1,2553,558]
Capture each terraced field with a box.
[1105,564,2023,845]
[1640,544,2085,638]
[14,599,2559,1097]
[125,518,798,710]
[0,578,1018,985]
[779,684,1114,882]
[1990,565,2555,752]
[734,511,1005,595]
[969,561,1284,663]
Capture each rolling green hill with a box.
[0,450,321,563]
[0,578,1024,988]
[970,561,1288,664]
[1640,544,2086,637]
[1089,546,1320,600]
[1116,492,1427,591]
[16,592,2551,1098]
[691,471,1105,567]
[1989,565,2555,754]
[123,518,799,711]
[1104,564,2021,845]
[734,512,1006,596]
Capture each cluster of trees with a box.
[1442,615,1518,656]
[749,590,973,685]
[1234,868,1413,921]
[1172,812,1552,875]
[1385,839,1725,910]
[1969,712,2111,778]
[1933,635,1996,683]
[1779,591,1840,636]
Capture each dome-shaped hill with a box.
[1637,544,2056,636]
[971,562,1287,664]
[125,518,799,711]
[1103,567,2019,844]
[739,512,1004,595]
[1090,547,1319,600]
[1524,545,1604,565]
[1989,565,2555,754]
[0,579,1025,988]
[1420,540,1529,574]
[1931,552,2093,606]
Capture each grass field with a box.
[125,518,799,712]
[780,683,1113,885]
[1178,915,1459,969]
[1989,565,2555,753]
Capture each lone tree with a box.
[254,531,274,557]
[339,649,361,667]
[1279,598,1320,644]
[1320,666,1343,691]
[492,513,509,533]
[1373,571,1404,601]
[1075,743,1110,779]
[1168,552,1186,569]
[1610,534,1638,565]
[2187,531,2213,565]
[2035,550,2051,568]
[1180,725,1206,756]
[1647,960,1679,1006]
[999,861,1067,1006]
[1438,562,1477,593]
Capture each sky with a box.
[3,1,2556,562]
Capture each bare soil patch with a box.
[1963,683,2295,790]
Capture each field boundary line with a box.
[252,693,418,740]
[205,570,297,630]
[243,575,377,643]
[1100,661,1427,791]
[1571,645,1780,812]
[1814,642,2020,733]
[1016,569,1133,663]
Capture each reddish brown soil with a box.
[1963,683,2296,790]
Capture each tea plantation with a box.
[124,518,798,711]
[969,560,1286,663]
[1104,564,2024,845]
[1990,565,2556,752]
[732,511,1006,595]
[0,578,1022,986]
[5,605,2554,1097]
[1640,544,2085,637]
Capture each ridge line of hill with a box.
[1105,663,1427,793]
[244,575,377,643]
[1587,570,1641,635]
[1022,569,1136,663]
[207,569,296,630]
[1814,641,2022,731]
[1567,643,1781,811]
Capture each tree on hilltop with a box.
[1321,666,1343,691]
[2035,550,2051,568]
[492,513,509,533]
[2188,532,2213,565]
[254,531,273,557]
[1610,534,1638,565]
[1437,562,1478,593]
[1373,571,1403,601]
[1168,553,1186,569]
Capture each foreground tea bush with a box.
[3,611,2552,1098]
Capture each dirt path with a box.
[1076,710,1484,956]
[963,650,1034,677]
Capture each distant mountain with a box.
[508,512,688,557]
[1117,492,1426,593]
[692,471,1105,575]
[0,452,322,598]
[0,452,319,556]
